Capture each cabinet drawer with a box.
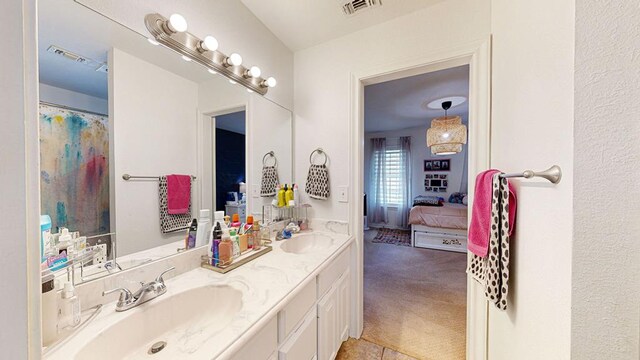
[278,308,317,360]
[414,231,467,253]
[317,247,349,298]
[230,316,277,360]
[278,278,316,343]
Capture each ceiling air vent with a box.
[46,45,108,73]
[341,0,382,16]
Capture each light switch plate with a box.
[252,184,260,198]
[338,185,349,203]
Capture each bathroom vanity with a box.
[44,230,353,360]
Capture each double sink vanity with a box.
[45,230,353,360]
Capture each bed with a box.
[409,199,468,253]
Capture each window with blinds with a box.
[372,144,405,205]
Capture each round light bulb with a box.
[265,77,277,88]
[168,14,188,33]
[181,55,191,62]
[201,36,218,52]
[248,66,261,78]
[207,69,217,75]
[147,38,159,46]
[226,53,242,66]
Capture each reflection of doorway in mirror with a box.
[39,103,110,235]
[214,110,247,222]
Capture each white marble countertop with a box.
[45,230,353,360]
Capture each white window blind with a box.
[372,144,405,205]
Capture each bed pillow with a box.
[448,192,468,204]
[413,195,444,207]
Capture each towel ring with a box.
[309,148,328,166]
[262,151,277,167]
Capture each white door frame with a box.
[197,104,248,215]
[348,38,492,360]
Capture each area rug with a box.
[371,228,411,246]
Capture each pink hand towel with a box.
[167,174,191,215]
[468,170,517,257]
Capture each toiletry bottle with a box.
[230,229,240,258]
[40,215,52,262]
[210,222,222,266]
[277,184,286,207]
[214,211,227,230]
[253,220,262,250]
[293,184,299,206]
[41,273,57,346]
[57,228,72,255]
[231,213,241,229]
[195,209,211,248]
[245,216,254,249]
[186,219,198,249]
[59,282,81,330]
[219,229,233,265]
[285,185,294,207]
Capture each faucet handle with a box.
[155,266,175,284]
[102,287,133,304]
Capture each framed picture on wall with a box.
[424,159,451,171]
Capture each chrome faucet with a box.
[102,267,175,312]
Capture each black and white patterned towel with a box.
[260,165,279,197]
[468,173,511,310]
[305,164,330,200]
[159,176,192,233]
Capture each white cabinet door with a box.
[278,308,317,360]
[337,269,350,343]
[317,285,338,360]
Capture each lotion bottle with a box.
[277,185,286,207]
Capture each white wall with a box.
[39,83,108,115]
[573,1,640,358]
[294,0,490,221]
[489,1,574,359]
[77,0,293,110]
[110,48,199,256]
[364,126,467,228]
[197,76,293,219]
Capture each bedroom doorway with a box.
[339,66,471,360]
[347,40,492,360]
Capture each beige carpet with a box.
[358,229,467,360]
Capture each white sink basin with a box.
[280,233,334,254]
[75,285,242,360]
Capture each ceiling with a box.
[240,0,443,51]
[364,65,469,133]
[38,0,230,100]
[216,111,247,135]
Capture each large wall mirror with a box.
[38,0,293,284]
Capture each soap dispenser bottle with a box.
[59,282,81,330]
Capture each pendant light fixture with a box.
[426,101,467,155]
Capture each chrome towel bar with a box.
[500,165,562,184]
[122,174,196,181]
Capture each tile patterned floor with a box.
[337,229,467,360]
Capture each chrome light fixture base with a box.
[145,13,269,95]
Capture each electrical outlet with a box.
[252,184,260,198]
[338,185,349,203]
[94,244,107,264]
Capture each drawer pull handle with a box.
[442,239,462,246]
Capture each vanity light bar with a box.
[144,13,274,95]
